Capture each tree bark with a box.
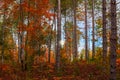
[24,0,30,71]
[92,0,95,59]
[102,0,107,67]
[48,20,53,63]
[110,0,117,80]
[72,0,77,59]
[1,6,5,64]
[56,0,61,72]
[19,0,24,71]
[85,0,88,60]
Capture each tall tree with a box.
[102,0,107,66]
[18,0,25,71]
[24,0,30,71]
[110,0,117,80]
[72,0,77,58]
[72,0,77,59]
[56,0,61,71]
[62,0,69,59]
[92,0,95,59]
[1,1,5,64]
[48,20,54,63]
[85,0,88,60]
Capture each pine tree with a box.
[102,0,107,67]
[56,0,61,72]
[85,0,88,60]
[92,0,95,59]
[110,0,117,80]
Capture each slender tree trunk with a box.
[0,4,5,77]
[19,0,24,71]
[18,0,21,63]
[64,11,69,59]
[53,7,57,62]
[25,0,30,71]
[102,0,107,67]
[48,36,51,63]
[48,20,53,63]
[92,0,95,59]
[72,0,77,59]
[1,7,6,64]
[56,0,61,72]
[110,0,117,80]
[85,0,88,60]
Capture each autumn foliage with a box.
[0,0,120,80]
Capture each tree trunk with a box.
[48,37,51,63]
[64,10,67,55]
[19,0,24,71]
[24,0,30,71]
[72,0,77,59]
[48,20,53,63]
[110,0,117,80]
[56,0,61,72]
[102,0,107,67]
[92,0,95,59]
[53,8,57,62]
[1,7,5,64]
[85,0,88,60]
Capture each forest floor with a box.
[0,60,120,80]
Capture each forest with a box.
[0,0,120,80]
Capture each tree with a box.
[0,0,14,64]
[24,0,30,71]
[102,0,107,66]
[56,0,61,72]
[85,0,88,60]
[110,0,117,80]
[1,3,5,64]
[48,19,54,63]
[92,0,95,59]
[18,0,25,71]
[72,0,78,59]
